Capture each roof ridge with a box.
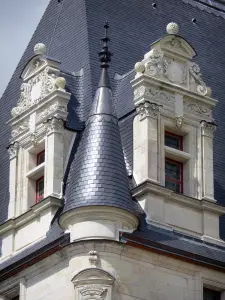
[114,69,135,81]
[60,68,84,77]
[182,0,225,18]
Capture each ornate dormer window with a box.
[132,23,225,246]
[165,132,183,193]
[6,43,71,216]
[0,43,75,260]
[132,22,215,200]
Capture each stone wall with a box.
[1,241,225,300]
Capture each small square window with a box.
[37,150,45,166]
[165,131,183,151]
[36,176,44,202]
[203,288,221,300]
[165,158,183,193]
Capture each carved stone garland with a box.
[183,100,212,118]
[11,66,57,117]
[134,86,175,105]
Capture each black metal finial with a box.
[99,22,112,68]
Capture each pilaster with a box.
[7,142,20,218]
[201,120,217,202]
[45,117,64,198]
[133,101,162,185]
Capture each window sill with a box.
[164,146,191,162]
[26,162,45,180]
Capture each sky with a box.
[0,0,50,97]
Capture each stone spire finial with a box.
[166,22,179,35]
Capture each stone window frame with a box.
[165,157,183,193]
[36,176,44,203]
[36,150,45,166]
[203,287,221,300]
[202,278,225,300]
[25,140,46,210]
[165,131,183,151]
[71,268,115,300]
[164,131,184,193]
[160,117,197,198]
[0,278,26,300]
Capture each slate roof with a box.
[121,216,225,269]
[1,0,225,270]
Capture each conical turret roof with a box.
[61,23,135,214]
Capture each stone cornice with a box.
[0,196,62,235]
[131,74,217,108]
[7,89,70,127]
[132,180,225,216]
[59,206,139,232]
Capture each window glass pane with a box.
[165,133,181,150]
[165,160,181,180]
[37,178,44,198]
[165,179,181,193]
[37,151,45,165]
[203,288,221,300]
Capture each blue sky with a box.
[0,0,50,97]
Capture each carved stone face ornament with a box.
[174,115,184,128]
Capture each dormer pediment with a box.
[134,22,210,97]
[11,44,63,118]
[20,55,60,82]
[150,35,196,61]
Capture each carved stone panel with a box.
[78,284,108,300]
[11,66,58,117]
[72,268,114,300]
[134,23,211,97]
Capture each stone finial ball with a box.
[134,62,145,74]
[55,77,66,89]
[34,43,46,55]
[166,22,179,35]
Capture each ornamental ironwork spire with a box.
[99,22,112,68]
[98,22,112,88]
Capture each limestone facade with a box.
[0,241,225,300]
